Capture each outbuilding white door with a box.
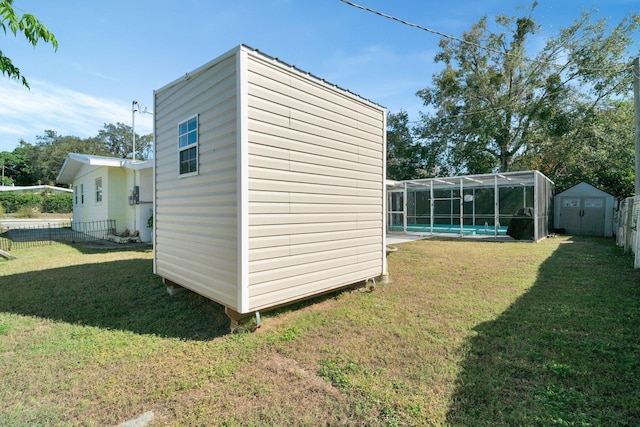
[558,196,605,236]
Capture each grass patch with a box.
[0,237,638,425]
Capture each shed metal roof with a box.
[155,44,385,111]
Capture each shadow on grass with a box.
[0,255,231,340]
[446,236,640,426]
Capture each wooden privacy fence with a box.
[616,195,640,268]
[0,220,116,252]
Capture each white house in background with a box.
[57,153,153,243]
[0,185,72,194]
[153,44,387,327]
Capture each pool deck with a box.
[386,234,428,245]
[386,232,517,245]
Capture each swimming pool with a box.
[388,223,508,235]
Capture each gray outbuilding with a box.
[554,182,616,237]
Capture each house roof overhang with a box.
[56,153,153,184]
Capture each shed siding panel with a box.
[249,262,381,310]
[245,52,385,311]
[154,52,240,310]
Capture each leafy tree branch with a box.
[0,0,57,88]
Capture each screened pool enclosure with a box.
[387,171,554,241]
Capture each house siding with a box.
[136,168,154,242]
[154,52,240,308]
[107,168,131,232]
[72,166,130,233]
[244,50,385,311]
[59,154,153,242]
[71,164,95,223]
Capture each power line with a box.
[340,0,635,76]
[339,0,508,56]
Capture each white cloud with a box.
[0,78,153,152]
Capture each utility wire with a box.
[339,0,510,57]
[343,0,638,129]
[340,0,635,76]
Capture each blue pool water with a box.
[389,224,508,235]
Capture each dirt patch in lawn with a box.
[156,352,360,426]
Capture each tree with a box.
[1,144,38,185]
[0,150,18,185]
[515,99,635,199]
[96,122,152,160]
[0,0,58,88]
[386,111,435,180]
[7,142,37,185]
[16,130,109,185]
[8,124,153,187]
[415,2,640,181]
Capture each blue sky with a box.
[0,0,637,153]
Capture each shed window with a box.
[562,198,579,208]
[584,198,603,209]
[95,177,103,203]
[178,116,198,176]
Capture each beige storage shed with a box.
[554,182,616,237]
[153,45,387,326]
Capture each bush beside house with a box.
[0,192,72,214]
[42,193,73,213]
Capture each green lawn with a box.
[0,236,638,426]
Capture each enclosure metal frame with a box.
[387,170,554,241]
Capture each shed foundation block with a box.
[163,278,185,296]
[225,307,259,333]
[376,273,391,285]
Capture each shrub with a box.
[14,205,40,218]
[0,203,5,217]
[0,193,18,213]
[0,193,43,213]
[42,193,73,213]
[0,191,72,214]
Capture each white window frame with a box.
[95,177,103,204]
[177,114,198,177]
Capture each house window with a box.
[178,115,198,176]
[80,184,84,205]
[74,186,78,205]
[95,177,103,203]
